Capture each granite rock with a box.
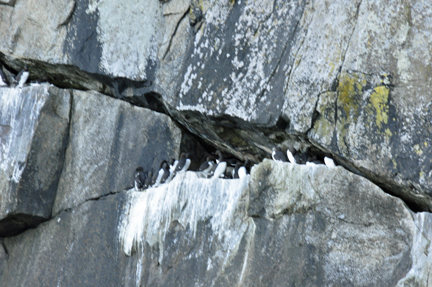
[0,85,70,236]
[1,160,430,286]
[52,89,182,215]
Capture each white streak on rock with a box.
[0,86,49,183]
[119,172,249,264]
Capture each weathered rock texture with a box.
[1,161,431,286]
[1,0,430,210]
[0,85,70,236]
[1,0,432,285]
[0,86,182,236]
[52,89,182,215]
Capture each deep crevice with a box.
[0,214,46,237]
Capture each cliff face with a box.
[0,0,431,286]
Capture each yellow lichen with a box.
[385,128,392,140]
[329,62,335,74]
[369,86,390,128]
[414,144,423,156]
[337,74,365,120]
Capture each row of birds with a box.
[271,146,336,167]
[133,150,250,191]
[134,147,337,191]
[0,64,30,88]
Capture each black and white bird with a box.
[160,162,170,184]
[198,156,214,178]
[287,147,300,164]
[144,170,153,189]
[153,160,168,187]
[324,156,336,168]
[134,166,146,191]
[0,65,10,87]
[166,158,178,183]
[176,153,191,173]
[238,159,249,178]
[16,65,29,88]
[233,161,242,179]
[272,146,288,162]
[213,150,227,179]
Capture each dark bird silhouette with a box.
[144,170,153,189]
[272,146,288,162]
[134,166,146,190]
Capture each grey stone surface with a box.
[2,160,429,286]
[117,160,426,286]
[0,85,70,236]
[52,89,182,215]
[0,0,431,284]
[1,0,431,210]
[0,192,133,287]
[166,0,432,210]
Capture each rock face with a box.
[2,0,429,210]
[0,85,70,236]
[52,89,182,215]
[0,86,182,236]
[1,160,431,286]
[1,0,432,285]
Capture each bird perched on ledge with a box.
[213,150,227,179]
[198,156,214,178]
[134,166,146,191]
[176,153,191,173]
[0,64,10,87]
[16,65,29,88]
[272,146,288,162]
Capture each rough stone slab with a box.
[1,160,430,286]
[1,0,432,210]
[52,90,182,215]
[0,85,70,236]
[0,193,134,287]
[0,0,189,83]
[117,160,427,286]
[308,0,432,210]
[169,0,432,210]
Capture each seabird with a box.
[176,153,191,173]
[0,65,10,87]
[225,157,238,167]
[16,65,29,88]
[233,161,242,179]
[287,147,300,164]
[134,166,146,191]
[198,156,214,178]
[153,160,167,187]
[213,150,227,179]
[144,170,153,189]
[160,162,170,184]
[238,159,250,178]
[324,156,336,168]
[166,158,178,183]
[272,146,288,162]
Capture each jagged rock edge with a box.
[0,47,428,214]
